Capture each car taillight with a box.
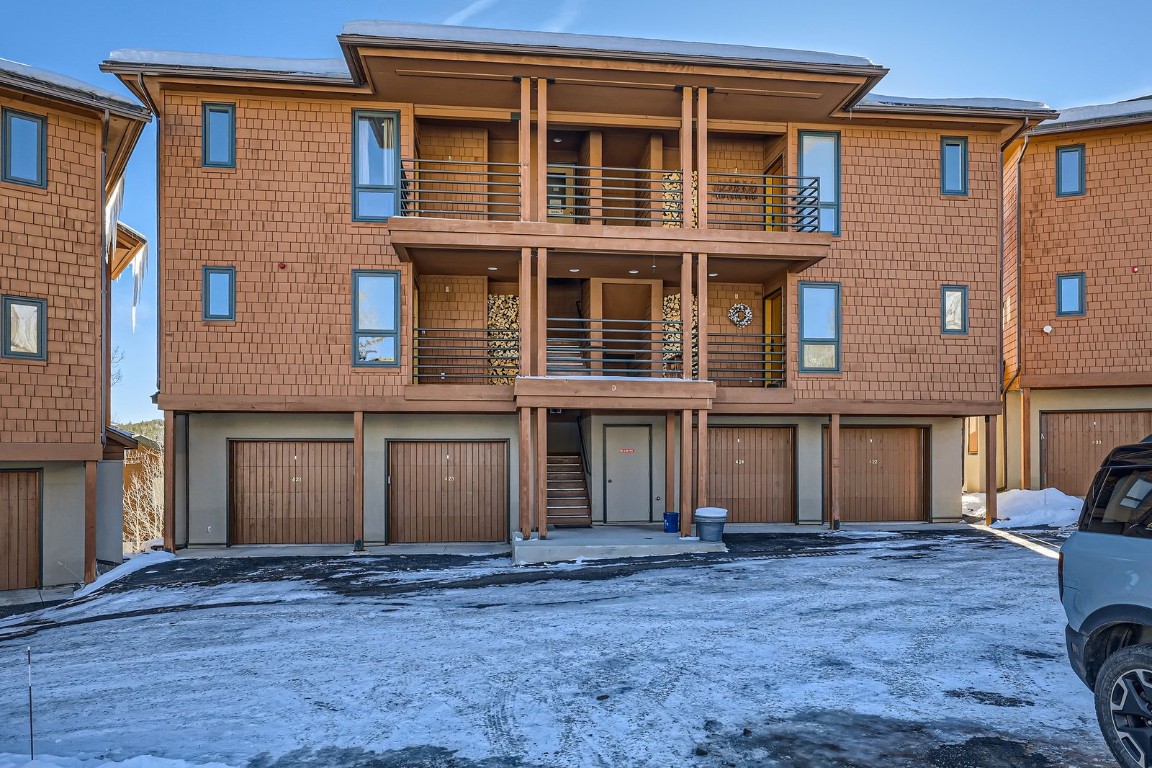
[1058,551,1064,599]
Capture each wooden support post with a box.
[163,409,176,551]
[696,253,709,380]
[535,406,549,538]
[84,459,97,583]
[519,77,532,222]
[696,87,709,228]
[519,407,532,538]
[985,414,998,526]
[679,409,693,535]
[519,247,532,376]
[696,408,708,510]
[1021,387,1032,490]
[680,87,693,228]
[829,414,841,530]
[353,411,365,548]
[664,412,676,511]
[587,130,603,225]
[536,78,549,224]
[680,252,693,379]
[536,247,549,377]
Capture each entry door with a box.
[604,425,652,522]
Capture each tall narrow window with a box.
[1056,272,1086,316]
[202,266,235,321]
[201,103,235,168]
[2,108,47,188]
[798,131,840,234]
[353,111,399,221]
[798,282,840,372]
[1056,145,1085,197]
[941,137,968,196]
[2,296,47,360]
[941,285,969,334]
[353,270,399,366]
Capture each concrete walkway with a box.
[513,523,726,564]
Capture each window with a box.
[201,103,235,168]
[2,108,47,188]
[202,267,235,321]
[1,296,47,360]
[1081,468,1152,537]
[941,285,969,334]
[966,418,980,455]
[1056,145,1085,197]
[940,137,968,196]
[353,111,399,221]
[353,270,399,366]
[1056,272,1086,316]
[798,282,840,372]
[798,131,840,234]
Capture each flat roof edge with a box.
[1032,113,1152,135]
[852,102,1058,120]
[0,71,150,121]
[100,61,356,87]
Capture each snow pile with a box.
[72,551,175,598]
[0,755,235,768]
[991,488,1083,529]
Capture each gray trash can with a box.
[694,507,728,542]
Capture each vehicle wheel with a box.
[1096,644,1152,768]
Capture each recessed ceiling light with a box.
[628,269,639,274]
[487,266,498,271]
[552,137,562,143]
[569,268,581,273]
[708,272,719,278]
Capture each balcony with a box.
[546,317,685,378]
[413,327,520,384]
[400,159,521,220]
[706,173,820,232]
[708,333,786,387]
[544,165,682,227]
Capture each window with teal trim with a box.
[941,285,968,334]
[2,108,47,188]
[202,267,235,321]
[2,295,47,360]
[353,270,399,366]
[798,131,840,234]
[1056,272,1086,316]
[353,111,399,221]
[201,103,235,168]
[1056,145,1084,197]
[941,137,968,196]
[799,282,840,372]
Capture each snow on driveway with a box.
[0,532,1113,767]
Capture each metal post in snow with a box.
[27,647,35,759]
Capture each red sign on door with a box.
[619,448,635,453]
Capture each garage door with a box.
[708,427,795,523]
[229,440,354,544]
[1042,411,1152,496]
[388,441,508,543]
[1,471,40,590]
[827,427,928,522]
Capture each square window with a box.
[941,285,969,334]
[202,266,235,320]
[353,270,399,366]
[2,295,47,360]
[941,137,968,196]
[2,108,47,188]
[1056,273,1086,316]
[799,282,840,372]
[1056,145,1085,197]
[202,103,235,168]
[798,131,840,235]
[353,111,399,221]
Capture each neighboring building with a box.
[102,22,1052,549]
[0,59,150,589]
[972,96,1152,497]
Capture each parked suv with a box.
[1061,439,1152,768]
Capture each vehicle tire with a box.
[1096,643,1152,768]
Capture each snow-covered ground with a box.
[0,533,1112,767]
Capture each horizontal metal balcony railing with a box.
[400,159,521,220]
[707,333,786,387]
[547,317,686,378]
[546,165,683,227]
[706,173,820,232]
[413,327,520,384]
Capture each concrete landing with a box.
[513,524,726,564]
[175,543,511,559]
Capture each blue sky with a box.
[3,0,1150,422]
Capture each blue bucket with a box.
[663,511,680,533]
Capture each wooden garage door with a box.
[1042,411,1152,496]
[0,471,39,591]
[230,440,354,544]
[708,427,795,523]
[828,427,928,522]
[388,441,508,543]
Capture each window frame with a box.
[797,130,841,236]
[201,266,236,321]
[1,107,48,189]
[940,136,969,196]
[940,284,969,335]
[1056,144,1085,197]
[798,281,842,373]
[1,295,48,361]
[201,102,236,169]
[352,269,401,368]
[351,109,401,222]
[1056,272,1086,317]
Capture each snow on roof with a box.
[1036,95,1152,132]
[858,93,1052,113]
[106,49,352,81]
[0,57,146,113]
[342,20,878,69]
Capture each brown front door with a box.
[1041,411,1152,496]
[1,470,40,590]
[229,440,354,544]
[387,440,508,543]
[827,427,928,522]
[709,426,795,523]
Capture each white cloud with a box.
[444,0,500,25]
[542,0,585,33]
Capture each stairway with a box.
[546,339,588,375]
[546,454,593,527]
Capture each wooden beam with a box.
[680,87,693,227]
[1021,387,1032,490]
[665,412,676,512]
[536,77,548,224]
[985,414,998,525]
[519,407,532,538]
[1021,371,1152,389]
[535,406,548,538]
[710,397,1002,417]
[696,408,708,509]
[680,409,693,535]
[536,247,549,377]
[696,87,709,227]
[353,411,365,547]
[829,414,841,530]
[519,77,532,222]
[519,246,533,376]
[514,376,715,400]
[587,130,603,225]
[0,443,104,462]
[84,460,97,583]
[163,410,176,551]
[681,252,694,378]
[696,253,709,380]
